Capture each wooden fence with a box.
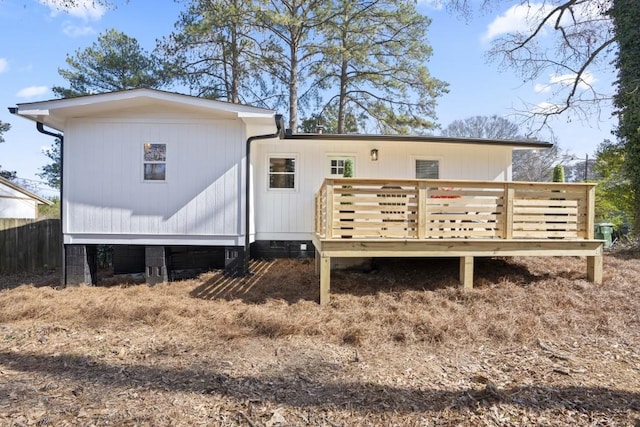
[0,219,61,274]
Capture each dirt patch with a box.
[0,254,639,426]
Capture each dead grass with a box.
[0,253,639,426]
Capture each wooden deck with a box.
[313,179,603,304]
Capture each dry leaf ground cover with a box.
[0,251,639,426]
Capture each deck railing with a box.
[315,179,597,240]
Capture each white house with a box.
[10,88,552,285]
[0,176,53,219]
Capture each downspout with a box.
[36,122,65,286]
[243,114,284,275]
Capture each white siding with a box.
[0,184,38,219]
[253,138,513,241]
[63,112,246,245]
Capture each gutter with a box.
[36,122,65,286]
[243,114,284,275]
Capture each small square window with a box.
[269,157,296,189]
[415,159,439,179]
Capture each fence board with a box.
[0,219,60,274]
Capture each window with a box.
[143,143,166,181]
[328,156,356,177]
[415,159,439,179]
[269,157,296,189]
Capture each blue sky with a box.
[0,0,616,197]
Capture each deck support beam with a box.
[312,235,603,305]
[587,255,603,284]
[459,256,474,289]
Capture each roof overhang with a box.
[284,133,553,149]
[0,176,53,205]
[9,88,276,132]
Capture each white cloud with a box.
[0,58,8,74]
[483,3,554,42]
[550,72,597,90]
[16,86,49,99]
[39,0,106,21]
[63,22,96,37]
[535,72,598,94]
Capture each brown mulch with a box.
[0,251,639,426]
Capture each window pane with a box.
[143,143,166,161]
[269,173,295,189]
[144,163,166,180]
[270,158,295,173]
[416,160,439,179]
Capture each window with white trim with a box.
[268,157,296,189]
[328,156,356,177]
[415,159,439,179]
[143,143,167,181]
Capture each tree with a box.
[610,0,640,235]
[299,104,366,133]
[159,0,271,104]
[315,0,447,134]
[593,139,633,228]
[441,115,522,139]
[0,120,16,180]
[53,29,171,98]
[441,115,565,181]
[256,0,331,131]
[447,0,615,132]
[37,139,61,189]
[0,120,9,143]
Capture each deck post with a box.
[314,249,320,276]
[587,255,603,284]
[417,181,427,239]
[320,255,331,305]
[503,184,514,240]
[459,256,474,289]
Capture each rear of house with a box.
[14,88,589,291]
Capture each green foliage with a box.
[552,164,565,183]
[315,0,447,134]
[610,0,640,234]
[159,0,275,105]
[38,198,61,219]
[593,139,634,229]
[300,104,365,134]
[53,29,171,98]
[37,138,61,189]
[0,121,16,180]
[343,159,354,178]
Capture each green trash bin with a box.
[595,223,614,248]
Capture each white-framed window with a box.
[268,156,296,190]
[415,158,439,179]
[143,143,167,181]
[327,156,356,177]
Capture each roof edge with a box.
[0,176,54,206]
[284,133,552,148]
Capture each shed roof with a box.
[0,176,53,206]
